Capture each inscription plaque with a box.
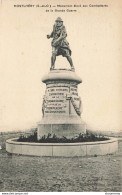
[45,83,69,115]
[43,81,81,117]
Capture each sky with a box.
[0,0,121,132]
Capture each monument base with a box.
[38,68,86,140]
[37,117,86,140]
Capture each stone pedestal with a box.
[37,69,86,139]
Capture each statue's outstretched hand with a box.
[47,35,51,39]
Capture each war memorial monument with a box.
[38,17,86,139]
[6,18,118,157]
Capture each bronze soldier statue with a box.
[47,17,75,71]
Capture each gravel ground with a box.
[0,133,121,192]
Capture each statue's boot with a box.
[66,56,75,71]
[50,65,55,71]
[71,66,75,71]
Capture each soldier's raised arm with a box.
[57,26,67,42]
[61,26,67,39]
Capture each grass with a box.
[0,131,121,192]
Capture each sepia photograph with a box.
[0,0,121,193]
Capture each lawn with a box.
[0,132,121,192]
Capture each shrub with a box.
[17,131,109,143]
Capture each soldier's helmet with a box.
[55,17,63,22]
